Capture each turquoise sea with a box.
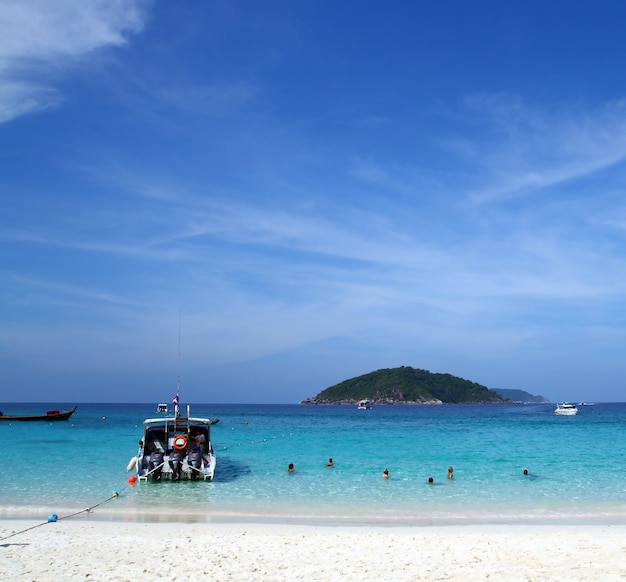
[1,402,625,525]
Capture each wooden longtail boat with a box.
[0,406,77,421]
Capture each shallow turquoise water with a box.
[1,402,625,524]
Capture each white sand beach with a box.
[1,520,625,581]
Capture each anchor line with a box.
[0,485,129,543]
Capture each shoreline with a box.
[2,520,626,580]
[2,502,626,527]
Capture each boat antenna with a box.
[177,310,181,394]
[173,310,181,418]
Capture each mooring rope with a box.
[0,486,128,543]
[1,426,292,543]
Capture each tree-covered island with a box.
[301,366,507,405]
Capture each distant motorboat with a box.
[554,402,578,416]
[578,402,595,406]
[357,399,372,410]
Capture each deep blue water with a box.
[1,402,625,524]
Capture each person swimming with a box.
[327,458,333,467]
[428,477,434,484]
[287,463,294,473]
[447,466,454,479]
[382,468,389,479]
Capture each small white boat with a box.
[357,399,372,410]
[554,402,578,416]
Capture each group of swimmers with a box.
[287,461,453,482]
[287,459,331,473]
[288,462,534,482]
[382,465,454,482]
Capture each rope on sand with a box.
[0,486,128,543]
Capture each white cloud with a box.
[461,95,626,203]
[0,0,147,123]
[0,81,60,122]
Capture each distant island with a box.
[301,366,510,405]
[492,388,550,403]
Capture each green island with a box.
[301,366,545,405]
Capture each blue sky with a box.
[2,1,626,404]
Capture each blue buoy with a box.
[48,514,58,523]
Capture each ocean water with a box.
[1,402,625,525]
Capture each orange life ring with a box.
[173,435,188,451]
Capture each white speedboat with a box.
[129,315,217,482]
[357,399,372,410]
[129,399,217,482]
[554,402,578,416]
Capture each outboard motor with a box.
[149,451,164,481]
[169,449,185,481]
[188,448,203,480]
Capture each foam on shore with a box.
[3,497,626,527]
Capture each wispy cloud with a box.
[0,0,147,123]
[460,94,626,203]
[1,272,138,306]
[0,81,61,122]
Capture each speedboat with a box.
[129,400,217,482]
[357,399,372,410]
[130,315,217,481]
[554,402,578,416]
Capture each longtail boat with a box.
[0,406,77,421]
